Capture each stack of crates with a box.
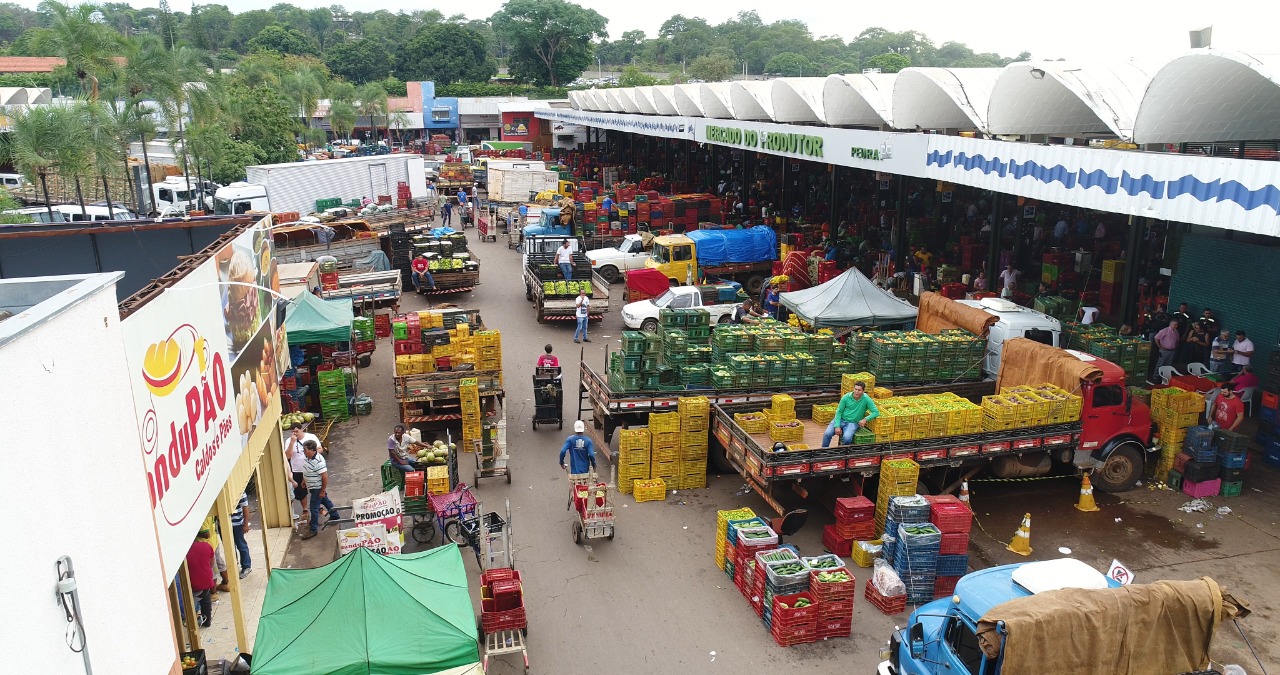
[353,316,375,342]
[460,377,481,453]
[715,507,756,570]
[678,396,710,489]
[928,495,972,597]
[1214,429,1249,497]
[318,369,348,421]
[724,515,768,582]
[649,412,681,486]
[617,428,651,495]
[1099,260,1124,314]
[1151,387,1203,435]
[875,459,920,536]
[473,330,503,372]
[893,522,942,605]
[1258,390,1280,469]
[1168,425,1215,493]
[827,496,875,559]
[425,465,450,496]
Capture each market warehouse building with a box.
[1,219,293,674]
[544,50,1280,359]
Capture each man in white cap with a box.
[559,420,597,476]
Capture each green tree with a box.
[864,52,910,73]
[689,53,733,82]
[764,51,813,77]
[356,81,387,144]
[156,0,178,49]
[248,23,318,56]
[227,9,275,51]
[0,2,39,44]
[280,65,324,150]
[323,38,393,84]
[328,99,357,142]
[618,64,654,87]
[81,99,124,217]
[396,22,495,85]
[5,104,64,218]
[185,4,233,53]
[227,82,297,163]
[30,0,121,99]
[490,0,607,87]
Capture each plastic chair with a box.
[1187,362,1209,376]
[770,509,809,545]
[1240,387,1257,416]
[1157,366,1182,385]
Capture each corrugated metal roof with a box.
[0,57,64,73]
[458,97,529,115]
[1135,51,1280,143]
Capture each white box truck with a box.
[212,155,428,216]
[487,167,559,203]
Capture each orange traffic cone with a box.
[958,481,970,506]
[1074,474,1100,512]
[1007,513,1033,556]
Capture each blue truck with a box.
[878,558,1243,675]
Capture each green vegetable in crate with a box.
[774,563,805,575]
[794,598,812,608]
[543,281,555,294]
[810,558,839,569]
[817,570,851,583]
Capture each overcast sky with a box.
[41,0,1279,63]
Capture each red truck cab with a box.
[1068,350,1153,491]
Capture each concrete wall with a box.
[0,279,178,675]
[1168,232,1279,376]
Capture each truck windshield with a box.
[653,244,670,264]
[651,290,676,307]
[213,198,233,215]
[619,238,639,254]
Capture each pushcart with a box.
[409,481,478,545]
[532,366,563,430]
[472,426,511,485]
[477,564,528,674]
[568,468,616,545]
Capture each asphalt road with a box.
[282,218,1280,674]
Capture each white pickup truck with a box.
[587,233,651,284]
[620,285,743,332]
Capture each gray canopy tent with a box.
[778,268,918,328]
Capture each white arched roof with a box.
[771,77,826,123]
[603,89,623,112]
[567,90,585,110]
[26,87,51,105]
[822,73,895,127]
[650,85,678,115]
[615,88,640,113]
[730,80,775,121]
[988,61,1152,140]
[892,67,1001,131]
[1134,50,1280,143]
[0,87,29,105]
[700,83,735,118]
[633,87,659,114]
[672,84,705,116]
[584,89,604,110]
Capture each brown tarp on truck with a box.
[976,577,1237,675]
[996,338,1103,394]
[915,292,998,336]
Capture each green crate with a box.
[1221,480,1242,497]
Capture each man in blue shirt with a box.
[559,421,597,475]
[601,195,615,219]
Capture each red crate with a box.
[934,575,961,599]
[481,568,519,585]
[865,582,908,615]
[771,592,819,624]
[822,524,853,557]
[834,520,877,540]
[810,570,857,601]
[394,340,423,355]
[940,282,967,300]
[1263,391,1279,410]
[819,598,855,618]
[482,593,523,612]
[930,503,973,535]
[834,496,874,522]
[922,494,961,506]
[354,340,375,354]
[816,616,853,632]
[1173,452,1192,473]
[480,607,526,633]
[816,625,853,640]
[320,272,339,284]
[281,376,297,390]
[771,623,818,647]
[1182,478,1221,498]
[940,532,970,555]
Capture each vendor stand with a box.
[282,293,363,422]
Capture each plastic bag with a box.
[857,540,883,555]
[872,558,907,597]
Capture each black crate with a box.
[181,650,208,675]
[1220,465,1245,481]
[1214,429,1250,453]
[1182,459,1220,483]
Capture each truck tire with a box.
[598,266,619,284]
[1094,442,1144,493]
[641,318,660,333]
[745,274,765,297]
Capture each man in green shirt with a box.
[822,381,880,447]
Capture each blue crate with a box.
[1184,426,1214,453]
[883,517,899,539]
[888,495,932,523]
[1260,406,1277,424]
[937,554,969,576]
[1218,449,1248,469]
[726,517,767,544]
[882,535,897,565]
[1185,446,1217,463]
[897,523,943,548]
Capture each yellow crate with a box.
[619,428,652,451]
[851,539,882,568]
[812,403,837,425]
[1157,424,1187,444]
[771,394,796,421]
[769,421,804,442]
[634,478,667,502]
[652,446,680,464]
[842,372,876,395]
[617,445,651,466]
[734,412,769,434]
[678,472,708,490]
[678,396,711,418]
[871,387,893,399]
[1150,386,1186,413]
[786,444,810,451]
[1173,391,1205,414]
[681,414,708,433]
[651,431,679,450]
[650,412,681,433]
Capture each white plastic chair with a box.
[1157,366,1182,385]
[1187,362,1209,376]
[1240,387,1257,416]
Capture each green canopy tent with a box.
[779,267,918,328]
[251,546,480,675]
[284,292,354,344]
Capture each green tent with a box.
[251,547,479,675]
[284,292,353,344]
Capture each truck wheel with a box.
[745,274,765,297]
[641,318,660,333]
[598,266,619,284]
[1094,443,1143,493]
[669,278,680,287]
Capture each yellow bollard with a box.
[1074,474,1100,512]
[1006,513,1033,556]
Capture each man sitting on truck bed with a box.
[822,381,880,447]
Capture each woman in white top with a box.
[573,289,590,343]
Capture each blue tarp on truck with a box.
[686,226,777,266]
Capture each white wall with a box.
[0,282,177,675]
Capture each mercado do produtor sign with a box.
[122,222,282,578]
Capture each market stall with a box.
[251,546,480,675]
[779,268,918,329]
[282,292,369,422]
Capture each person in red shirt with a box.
[411,254,435,293]
[536,344,559,369]
[1230,365,1259,393]
[186,530,217,628]
[1212,384,1245,431]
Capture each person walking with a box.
[556,239,575,281]
[441,199,453,226]
[186,530,217,628]
[822,381,880,447]
[300,440,341,540]
[229,492,252,579]
[559,420,598,477]
[573,289,590,343]
[285,423,318,527]
[387,424,418,473]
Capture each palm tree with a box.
[328,99,357,144]
[31,1,121,99]
[357,82,387,146]
[160,47,215,210]
[49,104,93,216]
[81,100,122,218]
[6,105,63,217]
[110,36,175,213]
[281,67,324,154]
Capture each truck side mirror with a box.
[909,622,925,658]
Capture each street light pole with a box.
[598,57,602,81]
